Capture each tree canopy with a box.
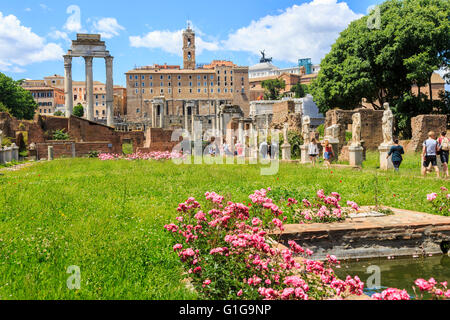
[290,83,309,98]
[0,73,37,120]
[310,0,449,122]
[261,79,286,100]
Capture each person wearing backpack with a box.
[438,131,449,179]
[422,131,440,178]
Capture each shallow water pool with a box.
[334,254,450,297]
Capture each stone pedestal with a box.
[379,144,394,170]
[281,143,291,160]
[0,147,4,164]
[300,145,311,164]
[48,146,54,161]
[11,143,19,161]
[4,147,12,163]
[349,145,363,167]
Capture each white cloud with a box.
[129,27,219,56]
[25,8,31,12]
[223,0,363,63]
[48,30,71,43]
[0,12,64,72]
[92,17,125,39]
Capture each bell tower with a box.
[183,23,196,70]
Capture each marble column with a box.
[64,55,73,117]
[191,105,195,138]
[84,56,94,121]
[184,103,189,131]
[105,56,114,127]
[159,105,164,128]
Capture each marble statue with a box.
[302,116,311,144]
[351,113,361,147]
[382,102,394,145]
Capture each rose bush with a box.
[427,187,450,216]
[280,189,360,224]
[98,151,184,161]
[164,189,365,300]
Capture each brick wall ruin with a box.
[270,101,302,132]
[408,115,448,152]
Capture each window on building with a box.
[137,108,140,113]
[135,83,138,87]
[224,89,228,93]
[142,76,145,80]
[210,75,214,80]
[189,82,192,87]
[135,75,138,80]
[217,88,221,93]
[142,83,145,87]
[150,82,153,87]
[168,82,171,87]
[129,75,132,80]
[178,82,181,87]
[160,75,164,80]
[168,75,171,80]
[102,110,105,115]
[178,88,181,94]
[135,89,138,94]
[178,75,181,80]
[150,89,153,94]
[168,88,172,94]
[204,88,207,93]
[189,89,192,93]
[197,82,201,86]
[211,89,214,93]
[96,110,99,115]
[149,75,153,80]
[142,89,145,93]
[189,75,192,79]
[197,89,201,93]
[197,75,201,80]
[160,89,164,94]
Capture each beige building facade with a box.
[125,26,250,129]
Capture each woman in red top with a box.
[322,140,334,168]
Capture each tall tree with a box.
[261,79,286,100]
[0,73,37,119]
[310,0,449,115]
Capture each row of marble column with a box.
[64,55,114,127]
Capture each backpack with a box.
[441,137,450,151]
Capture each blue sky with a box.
[0,0,381,86]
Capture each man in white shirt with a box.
[422,131,440,178]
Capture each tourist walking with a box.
[308,138,319,166]
[422,131,440,178]
[322,140,334,168]
[438,131,449,179]
[223,139,233,157]
[259,140,269,159]
[387,139,404,172]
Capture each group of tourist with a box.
[307,139,335,168]
[385,131,449,178]
[421,131,449,178]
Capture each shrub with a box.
[280,190,359,224]
[164,189,365,300]
[427,187,450,216]
[52,129,70,141]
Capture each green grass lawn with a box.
[0,156,448,300]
